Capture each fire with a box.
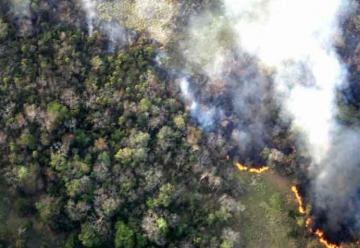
[232,159,343,248]
[314,229,339,248]
[291,185,306,214]
[305,218,312,228]
[291,186,339,248]
[235,162,269,174]
[233,162,342,248]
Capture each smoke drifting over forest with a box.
[180,0,348,160]
[176,0,360,242]
[176,0,360,243]
[80,0,96,35]
[38,0,360,244]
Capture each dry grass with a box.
[97,0,180,44]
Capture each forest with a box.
[1,0,360,248]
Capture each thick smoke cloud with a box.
[311,129,360,240]
[179,0,347,161]
[177,12,276,162]
[178,0,360,241]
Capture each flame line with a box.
[291,185,339,248]
[314,229,339,248]
[235,162,269,174]
[233,161,340,248]
[291,185,306,214]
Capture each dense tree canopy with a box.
[0,1,247,247]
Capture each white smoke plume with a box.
[311,129,360,236]
[225,0,348,163]
[178,0,360,240]
[80,0,96,35]
[179,77,219,129]
[78,0,133,51]
[177,11,277,160]
[179,0,348,161]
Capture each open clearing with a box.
[234,170,312,248]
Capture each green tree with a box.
[156,217,168,234]
[35,196,61,225]
[0,20,8,40]
[19,132,36,150]
[74,129,91,148]
[114,221,135,248]
[114,147,134,165]
[78,222,105,248]
[147,183,175,208]
[173,115,186,129]
[47,101,70,123]
[65,176,92,198]
[64,233,79,248]
[157,126,176,151]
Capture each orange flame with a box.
[291,186,339,248]
[235,162,269,174]
[314,229,339,248]
[291,185,306,214]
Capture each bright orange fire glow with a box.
[314,229,339,248]
[291,186,339,248]
[235,162,269,174]
[291,185,306,214]
[231,157,345,248]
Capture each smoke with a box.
[238,0,348,163]
[8,0,34,37]
[102,21,132,53]
[76,0,360,242]
[9,0,31,17]
[78,0,131,51]
[79,0,179,46]
[179,77,219,130]
[311,129,360,241]
[177,0,360,242]
[176,11,277,162]
[78,0,179,52]
[80,0,97,35]
[179,0,347,161]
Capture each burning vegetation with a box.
[291,185,341,248]
[235,162,342,248]
[235,162,269,174]
[291,186,306,215]
[175,0,360,246]
[2,0,360,247]
[314,229,339,248]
